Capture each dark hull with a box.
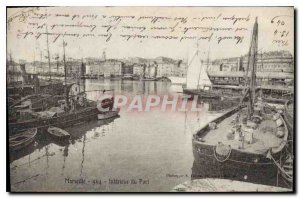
[192,106,289,187]
[9,106,99,135]
[7,82,65,98]
[191,145,285,187]
[140,78,157,81]
[193,141,279,172]
[262,97,288,104]
[192,139,290,187]
[183,88,220,99]
[47,127,70,140]
[122,77,133,80]
[98,109,120,120]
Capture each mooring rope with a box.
[197,148,275,165]
[269,152,293,180]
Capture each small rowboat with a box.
[9,128,37,151]
[98,108,120,120]
[47,127,70,140]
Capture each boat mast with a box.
[33,50,36,74]
[206,48,211,89]
[196,44,204,90]
[56,53,59,73]
[247,17,258,118]
[10,50,15,83]
[63,39,69,109]
[40,51,43,75]
[46,25,51,81]
[81,58,86,93]
[206,48,210,70]
[185,48,189,78]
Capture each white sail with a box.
[198,60,212,90]
[186,50,212,89]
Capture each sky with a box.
[7,7,294,63]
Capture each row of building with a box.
[20,56,187,78]
[84,56,187,78]
[206,50,294,73]
[8,50,294,80]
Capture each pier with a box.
[172,179,292,192]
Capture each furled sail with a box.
[186,50,212,89]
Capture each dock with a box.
[171,178,292,192]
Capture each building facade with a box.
[207,50,294,73]
[86,59,123,77]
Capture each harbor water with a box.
[9,79,287,192]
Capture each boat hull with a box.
[192,140,279,170]
[9,106,99,135]
[191,105,290,186]
[9,128,37,151]
[192,141,281,186]
[183,88,220,99]
[140,78,157,81]
[47,127,70,140]
[98,108,120,120]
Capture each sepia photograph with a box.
[6,6,295,192]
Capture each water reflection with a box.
[80,134,86,177]
[10,79,249,192]
[61,144,69,175]
[10,116,120,164]
[85,79,170,98]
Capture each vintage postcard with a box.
[7,6,294,192]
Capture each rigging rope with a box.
[269,151,293,180]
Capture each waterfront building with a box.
[207,50,293,73]
[155,56,180,77]
[122,64,134,75]
[85,59,123,77]
[133,64,144,76]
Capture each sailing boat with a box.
[9,40,119,135]
[169,50,188,85]
[182,47,219,99]
[191,18,290,184]
[7,27,67,101]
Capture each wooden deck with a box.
[201,112,285,154]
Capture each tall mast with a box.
[46,25,51,80]
[82,58,86,93]
[56,53,59,73]
[196,42,204,90]
[186,48,189,77]
[206,48,210,71]
[63,39,69,109]
[10,50,15,83]
[260,50,264,71]
[247,17,258,118]
[206,48,211,88]
[40,51,43,74]
[33,50,36,74]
